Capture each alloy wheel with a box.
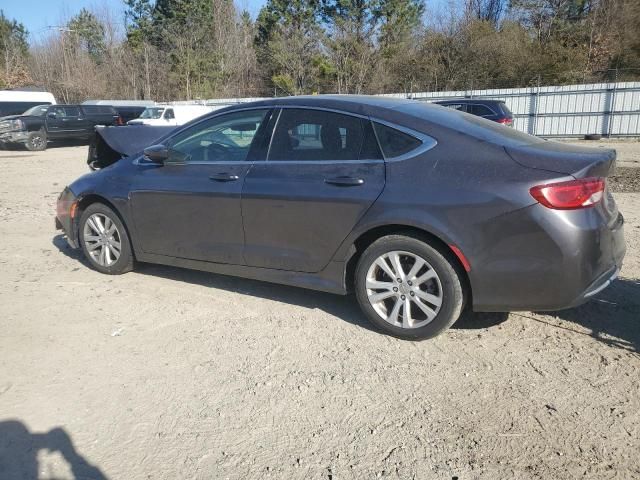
[365,250,443,329]
[83,213,122,267]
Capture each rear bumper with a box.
[470,204,626,312]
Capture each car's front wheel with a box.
[355,234,465,339]
[25,130,47,151]
[78,203,134,275]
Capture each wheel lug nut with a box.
[401,295,406,300]
[407,281,412,286]
[397,278,402,283]
[393,287,398,292]
[410,291,415,297]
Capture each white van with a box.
[127,105,217,126]
[0,90,56,117]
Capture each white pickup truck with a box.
[127,105,219,126]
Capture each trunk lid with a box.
[505,141,616,178]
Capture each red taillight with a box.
[530,177,605,210]
[497,117,513,126]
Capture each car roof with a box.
[222,95,438,117]
[196,94,536,148]
[435,99,505,105]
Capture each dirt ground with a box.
[0,144,639,480]
[562,138,640,169]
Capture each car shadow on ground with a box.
[53,235,640,348]
[538,277,640,353]
[52,234,376,333]
[0,420,107,480]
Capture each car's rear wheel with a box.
[355,234,465,339]
[79,203,134,275]
[25,130,47,151]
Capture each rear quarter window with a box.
[373,122,422,158]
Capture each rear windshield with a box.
[498,101,513,115]
[402,102,543,147]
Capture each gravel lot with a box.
[1,144,639,480]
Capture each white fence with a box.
[174,81,640,138]
[383,82,640,138]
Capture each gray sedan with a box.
[56,95,626,339]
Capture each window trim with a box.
[139,105,436,166]
[264,106,384,165]
[370,118,437,162]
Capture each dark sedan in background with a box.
[56,96,625,339]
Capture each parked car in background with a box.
[434,99,514,126]
[0,90,56,117]
[113,106,148,124]
[0,104,118,151]
[56,95,625,340]
[82,100,154,126]
[127,105,216,126]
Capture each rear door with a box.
[241,108,385,272]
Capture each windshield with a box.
[139,107,165,119]
[22,105,49,116]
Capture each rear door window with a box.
[269,109,370,162]
[468,104,495,117]
[372,122,422,158]
[51,106,80,118]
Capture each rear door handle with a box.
[325,176,365,186]
[209,173,239,182]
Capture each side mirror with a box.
[47,112,57,119]
[143,144,169,163]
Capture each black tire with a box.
[25,130,47,151]
[78,203,134,275]
[354,234,465,340]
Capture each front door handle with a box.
[209,173,239,182]
[324,176,365,186]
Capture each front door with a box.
[129,108,272,264]
[241,108,386,272]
